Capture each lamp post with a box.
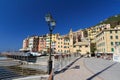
[45,13,56,74]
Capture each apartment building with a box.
[21,25,106,54]
[45,33,59,53]
[28,36,39,52]
[38,36,46,52]
[20,28,91,55]
[20,36,39,52]
[20,37,29,51]
[95,28,120,54]
[22,38,29,50]
[51,33,59,52]
[55,35,64,53]
[55,35,70,53]
[87,24,111,40]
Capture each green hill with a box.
[98,14,120,28]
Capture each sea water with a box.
[0,56,7,60]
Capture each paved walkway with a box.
[54,57,120,80]
[54,57,101,80]
[84,57,119,80]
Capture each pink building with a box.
[38,37,46,52]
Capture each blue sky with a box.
[0,0,120,51]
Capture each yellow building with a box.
[73,41,90,55]
[68,29,90,55]
[45,33,59,53]
[55,35,70,53]
[95,29,120,54]
[55,36,64,53]
[87,24,111,40]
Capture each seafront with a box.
[0,54,79,80]
[0,56,48,80]
[0,55,120,80]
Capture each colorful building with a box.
[95,28,120,54]
[38,36,46,52]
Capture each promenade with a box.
[54,57,120,80]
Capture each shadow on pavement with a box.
[87,62,117,80]
[70,65,80,69]
[54,57,81,75]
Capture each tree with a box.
[76,49,81,56]
[76,49,81,53]
[90,43,96,54]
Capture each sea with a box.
[0,56,8,60]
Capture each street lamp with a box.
[45,13,56,74]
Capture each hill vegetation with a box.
[98,14,120,28]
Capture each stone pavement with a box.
[84,57,119,80]
[54,57,101,80]
[54,57,120,80]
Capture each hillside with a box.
[98,14,120,28]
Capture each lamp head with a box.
[50,19,56,27]
[45,13,52,22]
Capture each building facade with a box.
[68,29,91,54]
[22,38,29,50]
[95,29,120,54]
[87,24,111,40]
[38,36,46,52]
[21,29,91,55]
[20,36,39,52]
[55,35,70,54]
[45,33,59,53]
[28,36,39,52]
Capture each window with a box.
[110,30,112,33]
[103,37,104,40]
[115,30,117,33]
[64,46,66,48]
[64,50,66,52]
[73,46,76,48]
[85,45,88,47]
[111,48,114,52]
[110,36,113,39]
[115,42,119,45]
[111,42,114,45]
[116,36,118,39]
[104,48,105,52]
